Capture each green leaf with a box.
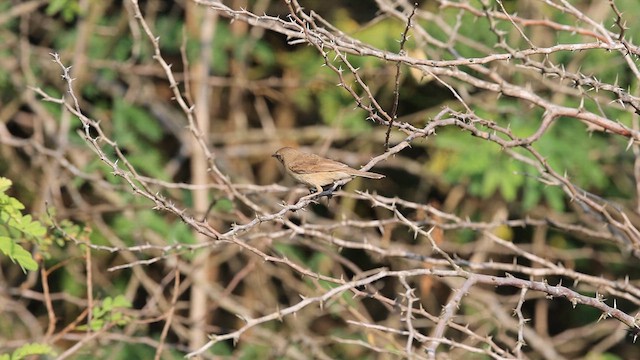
[0,177,11,192]
[11,343,55,359]
[0,236,38,272]
[112,294,132,308]
[90,319,105,331]
[86,295,133,331]
[23,216,47,238]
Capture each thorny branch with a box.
[2,0,639,359]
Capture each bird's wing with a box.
[288,153,350,174]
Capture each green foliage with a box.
[237,344,271,360]
[308,251,331,273]
[212,198,234,213]
[46,0,81,22]
[39,87,65,122]
[60,266,86,298]
[51,25,78,50]
[317,279,358,308]
[278,48,324,112]
[204,27,231,74]
[273,243,306,263]
[533,119,610,190]
[279,48,376,132]
[182,21,277,76]
[280,47,326,83]
[0,2,15,31]
[585,353,624,360]
[43,206,91,252]
[5,1,637,358]
[113,100,163,143]
[431,130,528,204]
[0,178,46,272]
[49,218,90,247]
[0,343,56,360]
[431,106,612,211]
[317,90,370,133]
[348,16,406,52]
[155,16,185,54]
[73,343,158,360]
[112,99,166,179]
[0,49,12,98]
[209,342,233,356]
[419,9,497,59]
[111,209,194,247]
[87,16,134,63]
[0,236,38,273]
[77,295,132,331]
[522,177,565,211]
[141,211,194,244]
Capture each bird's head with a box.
[272,147,295,164]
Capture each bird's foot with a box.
[313,183,341,199]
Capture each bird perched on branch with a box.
[272,147,384,197]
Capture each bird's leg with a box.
[316,182,340,199]
[308,184,324,195]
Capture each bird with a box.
[272,147,384,196]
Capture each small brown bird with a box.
[272,147,384,195]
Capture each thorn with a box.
[626,137,635,151]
